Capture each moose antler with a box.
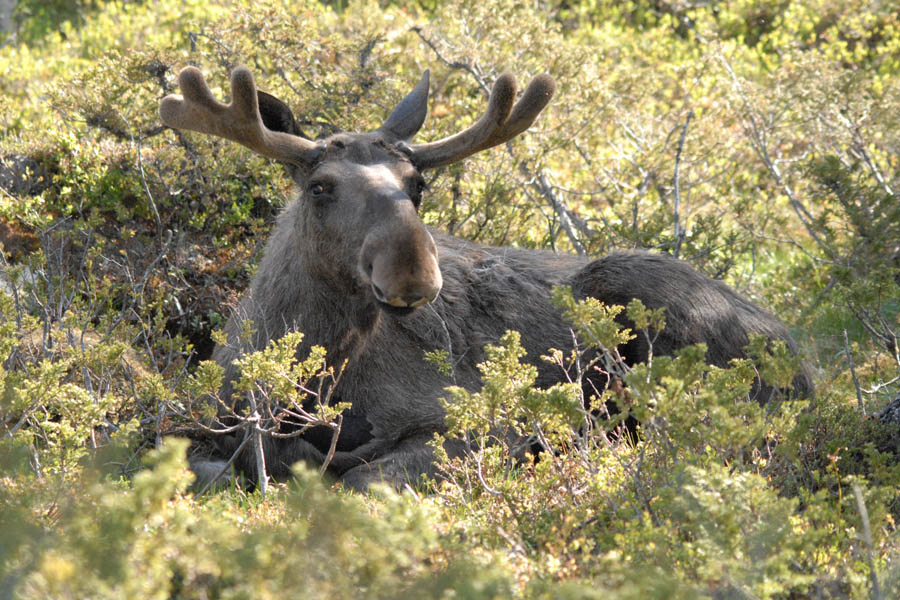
[159,66,323,166]
[410,73,555,170]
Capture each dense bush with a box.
[1,0,898,597]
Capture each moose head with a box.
[159,66,555,315]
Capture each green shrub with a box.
[1,0,899,597]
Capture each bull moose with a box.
[160,65,812,492]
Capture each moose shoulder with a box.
[160,66,812,492]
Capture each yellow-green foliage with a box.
[4,439,515,599]
[1,0,899,598]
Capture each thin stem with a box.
[672,110,693,259]
[196,433,252,496]
[852,481,882,600]
[843,329,867,416]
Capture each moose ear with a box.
[257,90,317,178]
[379,70,430,141]
[257,90,303,136]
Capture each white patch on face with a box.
[354,163,404,193]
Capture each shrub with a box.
[1,0,898,597]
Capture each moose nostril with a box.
[372,283,386,301]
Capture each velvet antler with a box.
[159,66,323,166]
[410,73,555,170]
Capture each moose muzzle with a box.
[360,210,442,311]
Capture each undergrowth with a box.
[1,0,899,597]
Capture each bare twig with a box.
[427,302,458,384]
[523,167,587,255]
[843,329,867,416]
[474,449,502,496]
[251,411,268,497]
[863,375,900,395]
[672,110,693,259]
[320,414,342,475]
[834,112,894,199]
[411,26,489,93]
[195,433,252,496]
[852,481,882,600]
[718,54,832,256]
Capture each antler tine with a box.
[470,74,555,154]
[411,73,555,170]
[159,66,322,166]
[410,74,518,170]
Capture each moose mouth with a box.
[377,302,418,317]
[370,282,434,316]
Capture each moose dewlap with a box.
[160,65,811,492]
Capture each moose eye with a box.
[309,182,327,196]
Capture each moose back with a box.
[160,66,812,491]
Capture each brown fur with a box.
[162,67,812,491]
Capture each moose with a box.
[160,65,812,492]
